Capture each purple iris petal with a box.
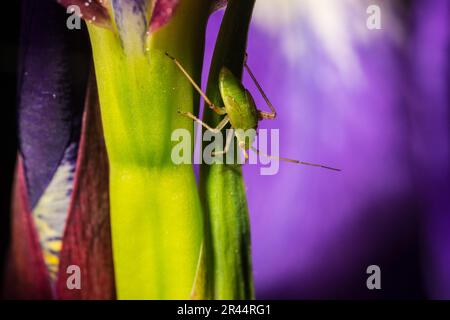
[18,0,90,208]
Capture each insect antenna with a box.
[250,146,341,171]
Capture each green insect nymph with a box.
[166,52,340,171]
[219,66,259,151]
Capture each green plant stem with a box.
[200,0,256,300]
[87,0,210,299]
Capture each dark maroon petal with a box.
[149,0,179,33]
[57,78,115,300]
[2,162,52,299]
[57,0,111,28]
[148,0,227,34]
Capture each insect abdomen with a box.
[219,67,258,131]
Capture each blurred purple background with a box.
[203,0,449,299]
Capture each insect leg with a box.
[244,55,277,119]
[212,129,234,156]
[166,52,226,115]
[235,137,250,163]
[241,148,249,163]
[178,111,229,133]
[250,146,341,171]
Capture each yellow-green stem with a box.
[87,0,210,299]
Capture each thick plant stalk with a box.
[200,0,256,299]
[87,0,210,299]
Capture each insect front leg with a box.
[166,52,226,115]
[178,111,229,134]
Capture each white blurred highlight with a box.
[252,0,400,88]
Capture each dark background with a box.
[0,1,20,290]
